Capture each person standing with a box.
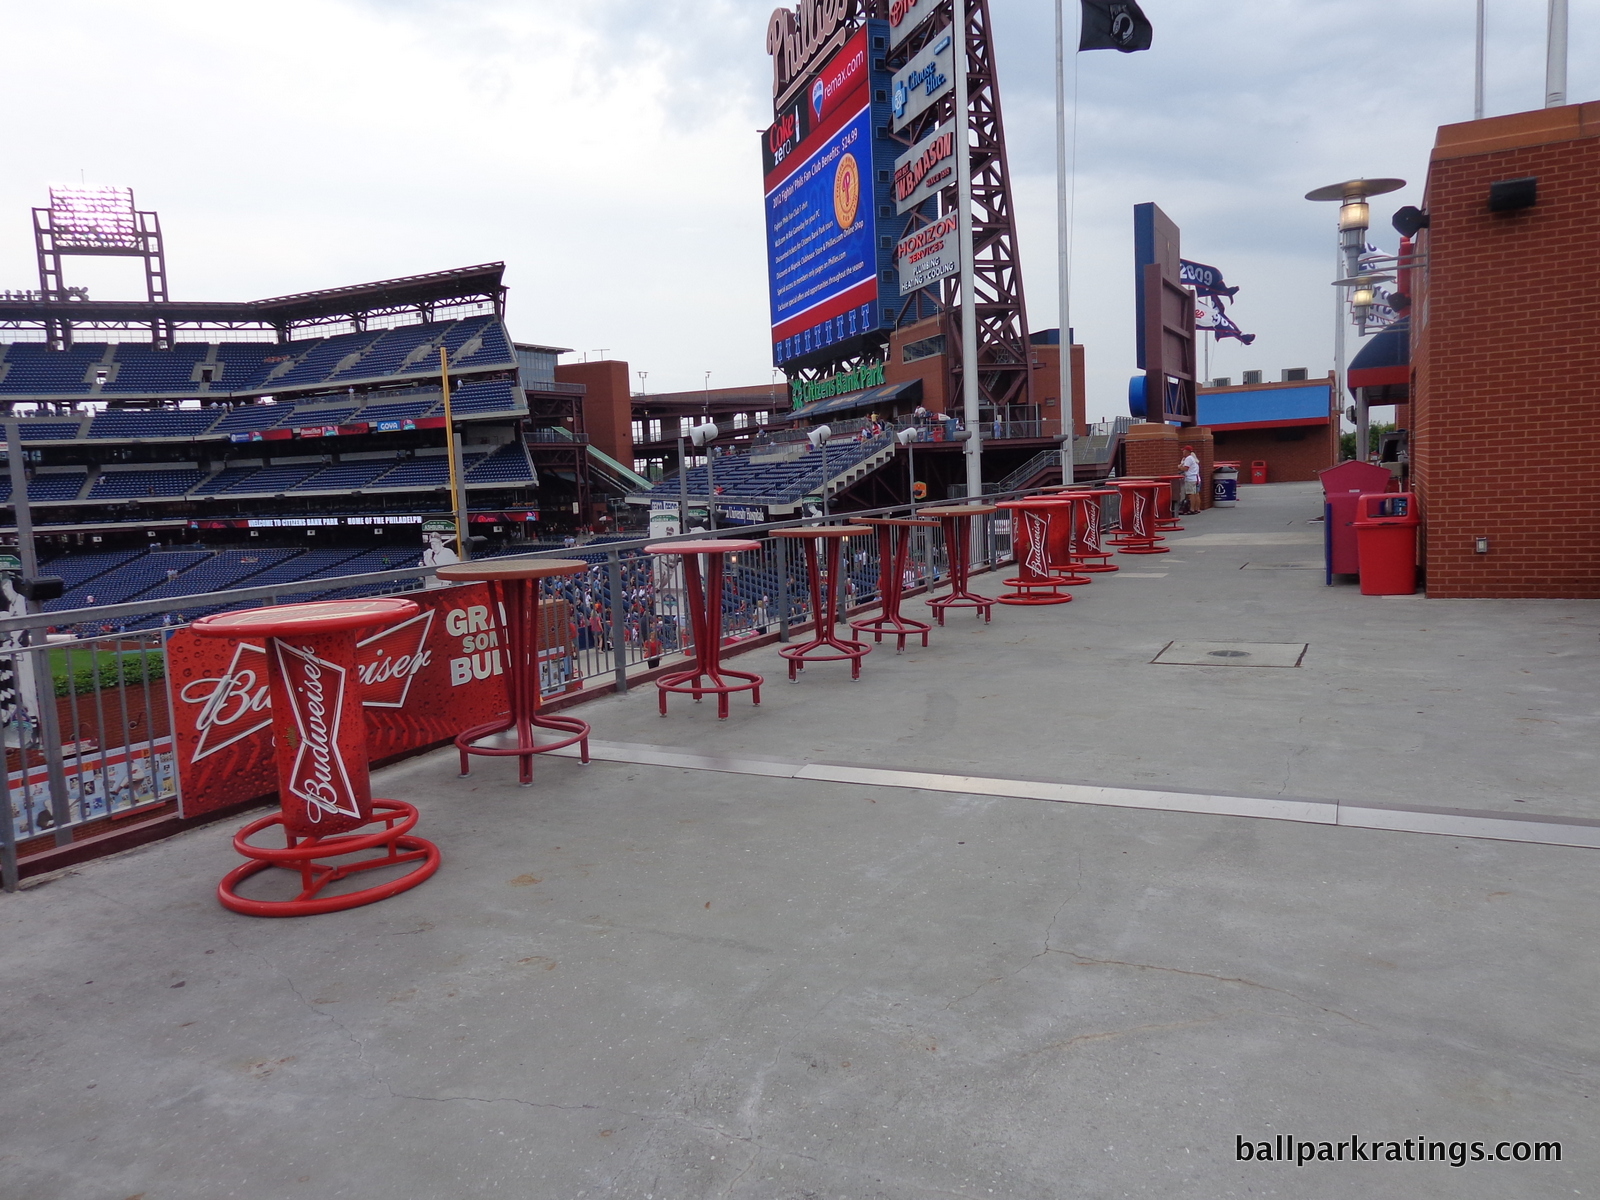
[1179,444,1201,516]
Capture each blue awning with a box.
[783,378,922,423]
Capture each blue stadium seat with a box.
[88,409,221,438]
[88,468,207,499]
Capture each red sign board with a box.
[169,584,515,818]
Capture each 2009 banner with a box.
[167,584,528,818]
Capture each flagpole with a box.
[1054,0,1076,486]
[1473,0,1485,119]
[1545,0,1567,107]
[952,0,982,499]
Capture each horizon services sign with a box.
[897,214,960,294]
[893,121,955,214]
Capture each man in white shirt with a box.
[1179,445,1201,515]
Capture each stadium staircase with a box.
[645,434,894,513]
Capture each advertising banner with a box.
[890,31,953,132]
[893,121,956,214]
[168,584,525,819]
[888,0,943,47]
[897,214,960,294]
[765,99,879,365]
[6,737,178,842]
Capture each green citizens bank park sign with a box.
[790,361,885,409]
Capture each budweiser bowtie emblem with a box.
[1133,491,1149,536]
[355,608,435,708]
[1023,510,1050,576]
[273,641,362,824]
[181,640,272,763]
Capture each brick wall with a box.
[554,359,634,469]
[1211,425,1333,483]
[1123,422,1179,479]
[1413,102,1600,598]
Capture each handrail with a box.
[0,476,1112,637]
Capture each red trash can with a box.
[1249,460,1268,485]
[1352,492,1420,595]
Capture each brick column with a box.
[1123,422,1180,479]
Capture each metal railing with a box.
[0,478,1129,891]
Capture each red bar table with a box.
[1113,480,1171,554]
[645,539,763,717]
[849,516,939,651]
[922,504,998,624]
[1150,474,1186,531]
[1044,486,1120,572]
[435,558,591,785]
[192,598,442,917]
[993,499,1086,604]
[772,526,874,681]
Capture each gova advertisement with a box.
[764,25,893,370]
[167,583,571,818]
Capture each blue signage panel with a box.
[765,99,879,368]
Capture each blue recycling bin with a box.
[1212,463,1239,507]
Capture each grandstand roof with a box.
[0,263,506,334]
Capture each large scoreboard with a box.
[763,22,902,372]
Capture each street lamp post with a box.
[808,424,832,518]
[897,426,919,513]
[690,420,720,530]
[1305,177,1406,463]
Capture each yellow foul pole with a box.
[440,347,468,560]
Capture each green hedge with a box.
[53,654,167,698]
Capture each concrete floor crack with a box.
[1061,952,1375,1027]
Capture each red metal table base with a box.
[850,519,936,651]
[777,530,872,681]
[192,599,441,917]
[1114,481,1171,555]
[648,541,763,717]
[995,501,1085,605]
[218,800,440,917]
[924,507,997,624]
[454,574,590,786]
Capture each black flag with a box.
[1079,0,1153,53]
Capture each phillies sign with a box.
[766,0,860,109]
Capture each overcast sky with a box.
[1,0,1594,419]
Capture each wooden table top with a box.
[643,539,762,555]
[770,526,874,539]
[435,558,588,582]
[921,504,998,517]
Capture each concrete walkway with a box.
[3,482,1596,1199]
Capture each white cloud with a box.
[1,0,1594,414]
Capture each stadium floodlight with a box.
[47,185,142,251]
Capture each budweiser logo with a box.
[355,608,434,708]
[274,641,361,824]
[1133,492,1149,537]
[181,641,272,763]
[1023,510,1050,577]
